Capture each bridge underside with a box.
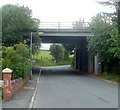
[41,36,85,43]
[40,29,93,43]
[39,29,101,74]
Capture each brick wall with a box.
[2,68,30,100]
[11,78,29,96]
[10,77,29,97]
[3,76,29,100]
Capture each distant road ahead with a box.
[33,65,118,108]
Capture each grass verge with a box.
[95,72,120,83]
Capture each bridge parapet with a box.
[39,22,90,29]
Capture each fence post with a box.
[2,68,12,100]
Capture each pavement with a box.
[33,65,118,108]
[2,66,41,109]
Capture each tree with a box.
[87,13,120,64]
[2,4,41,49]
[73,18,89,30]
[97,0,120,42]
[49,44,64,63]
[62,43,75,60]
[117,2,120,37]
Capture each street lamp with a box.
[30,31,44,78]
[30,32,33,78]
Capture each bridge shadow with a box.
[39,65,85,77]
[32,66,41,74]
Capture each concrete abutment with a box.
[75,37,101,74]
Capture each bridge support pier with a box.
[94,54,102,74]
[75,38,101,74]
[88,53,94,73]
[75,38,88,73]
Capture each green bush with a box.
[2,43,31,79]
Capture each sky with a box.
[1,0,113,22]
[1,0,113,50]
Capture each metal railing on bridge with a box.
[39,22,90,29]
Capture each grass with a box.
[33,50,52,59]
[32,50,72,66]
[96,72,120,83]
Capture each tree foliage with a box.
[49,44,64,63]
[2,4,41,50]
[97,0,120,42]
[73,18,89,30]
[62,43,75,60]
[87,13,120,63]
[2,43,31,79]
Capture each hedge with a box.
[2,43,31,79]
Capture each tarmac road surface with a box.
[33,65,118,108]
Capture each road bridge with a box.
[40,29,93,43]
[39,22,101,74]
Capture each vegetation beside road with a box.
[2,43,31,79]
[96,73,120,83]
[1,4,40,79]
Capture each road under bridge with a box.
[39,22,101,74]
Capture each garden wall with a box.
[10,77,29,97]
[2,68,30,100]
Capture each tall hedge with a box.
[2,43,31,79]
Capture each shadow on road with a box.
[32,66,41,74]
[33,65,85,77]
